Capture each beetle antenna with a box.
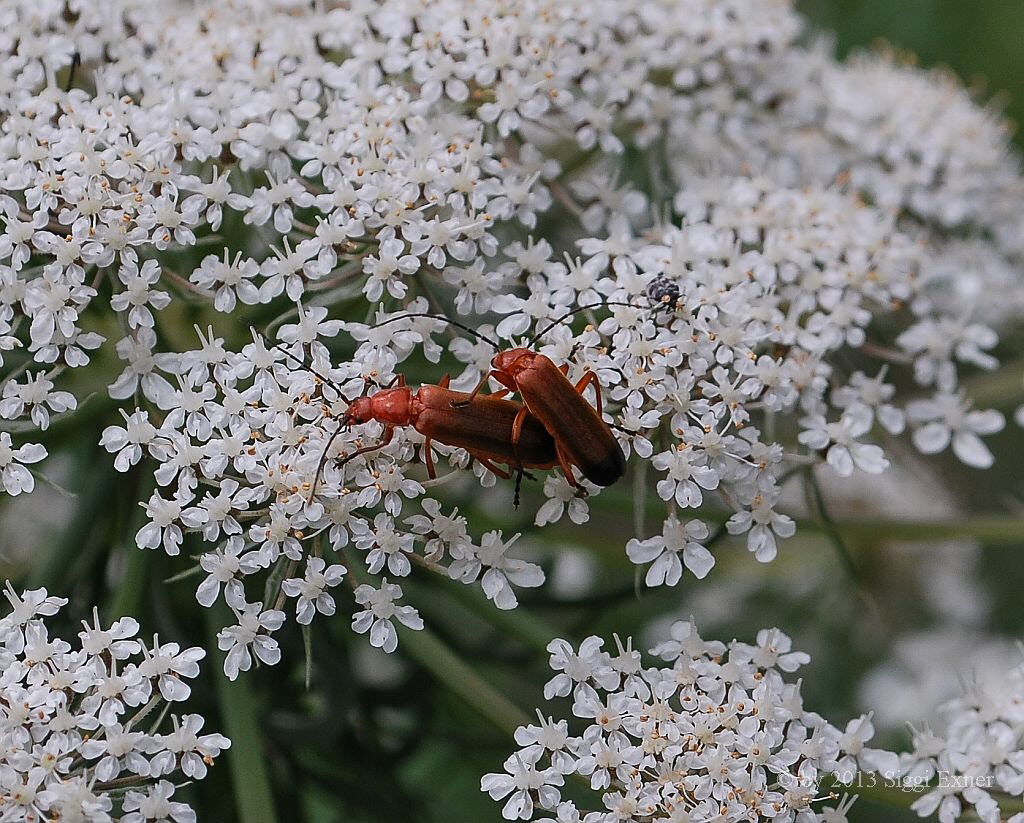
[525,301,645,347]
[268,339,355,405]
[310,420,345,498]
[310,434,390,500]
[308,374,393,497]
[369,312,501,350]
[260,338,391,498]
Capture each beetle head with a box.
[492,347,533,375]
[342,395,375,425]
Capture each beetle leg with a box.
[313,424,394,498]
[554,442,578,487]
[509,405,529,466]
[477,456,511,479]
[573,370,604,417]
[423,436,437,479]
[438,374,450,388]
[513,469,523,508]
[349,425,395,460]
[460,372,490,403]
[454,370,517,407]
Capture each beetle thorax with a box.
[369,387,414,426]
[346,388,413,426]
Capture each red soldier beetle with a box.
[367,301,640,489]
[274,341,559,505]
[469,346,625,487]
[339,374,559,505]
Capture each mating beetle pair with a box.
[333,307,629,502]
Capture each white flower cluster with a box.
[667,41,1024,325]
[99,304,546,677]
[2,0,1021,676]
[456,175,1003,575]
[0,582,229,822]
[106,183,1011,680]
[481,621,898,822]
[902,651,1024,823]
[0,0,800,487]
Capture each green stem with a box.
[302,624,313,690]
[632,454,648,542]
[205,607,278,823]
[108,546,150,621]
[804,468,865,584]
[405,575,556,655]
[796,514,1024,544]
[397,623,530,734]
[342,546,532,734]
[824,777,923,811]
[557,146,600,180]
[596,493,1024,548]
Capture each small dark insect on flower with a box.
[646,276,682,311]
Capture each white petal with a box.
[683,544,715,579]
[158,674,191,702]
[13,443,46,463]
[648,551,682,587]
[851,443,889,474]
[966,408,1005,435]
[913,422,950,454]
[826,445,854,477]
[195,577,220,608]
[749,526,778,563]
[952,431,994,469]
[625,537,664,565]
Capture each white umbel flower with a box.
[0,584,227,821]
[483,623,898,822]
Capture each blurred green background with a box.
[2,3,1023,823]
[801,0,1024,142]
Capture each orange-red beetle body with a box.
[351,307,630,489]
[344,379,557,480]
[477,348,626,487]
